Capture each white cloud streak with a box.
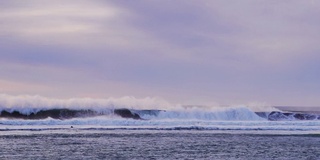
[0,0,320,106]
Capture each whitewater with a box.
[1,94,320,159]
[1,94,320,133]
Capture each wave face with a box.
[0,95,319,131]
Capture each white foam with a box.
[0,94,319,132]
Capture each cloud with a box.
[0,0,320,106]
[0,0,177,56]
[114,1,320,64]
[0,1,114,48]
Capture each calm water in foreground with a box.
[0,130,319,160]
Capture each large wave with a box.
[0,94,266,120]
[0,94,319,131]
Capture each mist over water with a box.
[0,94,176,114]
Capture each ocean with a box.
[0,95,320,159]
[0,130,319,159]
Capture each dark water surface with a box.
[0,130,319,160]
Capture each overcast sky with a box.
[0,0,320,106]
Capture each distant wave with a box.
[267,111,320,121]
[0,108,142,120]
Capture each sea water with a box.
[0,129,319,160]
[1,95,320,159]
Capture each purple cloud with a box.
[0,0,320,106]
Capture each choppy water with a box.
[0,130,319,160]
[1,95,320,159]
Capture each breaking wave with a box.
[0,94,319,131]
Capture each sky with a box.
[0,0,320,106]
